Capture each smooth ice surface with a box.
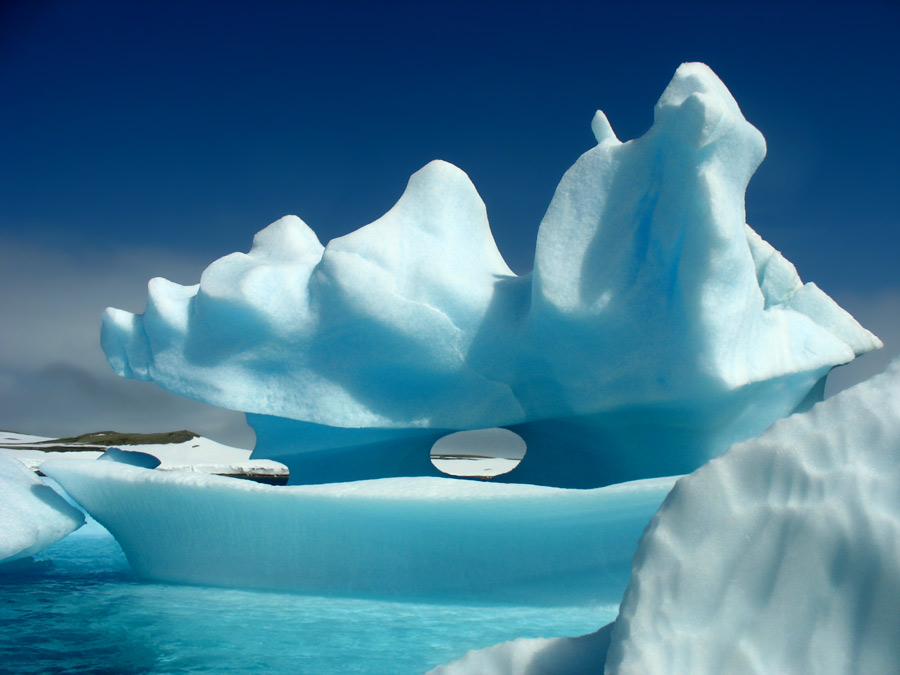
[101,63,879,488]
[0,455,84,563]
[604,356,900,675]
[41,458,676,604]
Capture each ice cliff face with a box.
[604,354,900,675]
[101,63,879,488]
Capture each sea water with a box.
[0,524,614,674]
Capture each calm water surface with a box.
[0,524,614,674]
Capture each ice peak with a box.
[101,63,879,489]
[591,110,619,144]
[249,215,323,262]
[655,62,742,116]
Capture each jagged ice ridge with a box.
[100,63,879,490]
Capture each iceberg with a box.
[604,354,900,674]
[54,60,883,609]
[41,459,674,604]
[100,62,879,489]
[0,455,84,564]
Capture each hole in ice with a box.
[430,428,526,479]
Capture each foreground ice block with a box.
[602,356,900,674]
[41,458,675,605]
[100,63,879,488]
[0,455,84,564]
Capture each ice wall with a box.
[0,455,84,564]
[605,356,900,674]
[41,458,675,604]
[101,63,879,487]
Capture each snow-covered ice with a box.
[426,625,613,675]
[0,430,287,482]
[0,431,49,444]
[101,62,879,489]
[0,455,84,564]
[41,458,675,604]
[603,354,900,674]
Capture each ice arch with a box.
[101,63,879,489]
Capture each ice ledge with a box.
[42,458,676,604]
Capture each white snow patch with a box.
[0,431,286,478]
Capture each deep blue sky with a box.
[1,0,898,442]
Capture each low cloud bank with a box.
[0,237,254,447]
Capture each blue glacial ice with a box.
[40,459,675,604]
[100,62,879,489]
[0,455,84,564]
[56,60,883,607]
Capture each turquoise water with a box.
[0,527,615,674]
